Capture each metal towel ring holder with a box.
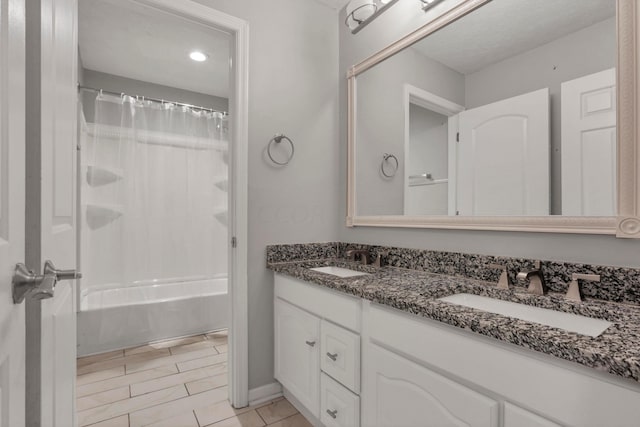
[267,134,295,166]
[381,153,398,178]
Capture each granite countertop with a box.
[268,259,640,384]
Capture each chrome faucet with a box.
[516,261,547,296]
[345,247,370,265]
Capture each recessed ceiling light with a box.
[189,51,208,62]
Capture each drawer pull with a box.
[326,409,338,419]
[305,340,316,347]
[326,352,338,361]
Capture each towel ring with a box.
[381,153,398,178]
[267,134,295,166]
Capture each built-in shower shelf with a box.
[86,204,124,229]
[213,207,228,227]
[86,165,123,186]
[213,176,228,192]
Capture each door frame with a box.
[123,0,250,408]
[402,84,464,216]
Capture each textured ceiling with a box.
[314,0,351,10]
[79,0,230,98]
[412,0,615,75]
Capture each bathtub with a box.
[77,276,228,356]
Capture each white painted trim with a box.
[283,388,322,427]
[402,84,464,215]
[404,84,465,117]
[248,382,283,406]
[131,0,250,407]
[347,0,640,237]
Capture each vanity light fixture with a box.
[420,0,445,11]
[346,0,400,34]
[189,51,208,62]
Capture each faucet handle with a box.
[571,273,600,282]
[488,263,510,290]
[566,273,600,302]
[374,251,390,268]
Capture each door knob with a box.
[12,264,55,304]
[44,260,82,281]
[12,261,81,304]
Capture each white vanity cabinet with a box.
[274,274,362,425]
[362,343,499,427]
[274,273,640,426]
[274,298,321,416]
[503,403,562,427]
[365,303,640,427]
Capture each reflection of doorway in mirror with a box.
[403,85,464,216]
[407,105,448,215]
[561,68,616,216]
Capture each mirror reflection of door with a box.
[456,88,550,216]
[561,68,616,216]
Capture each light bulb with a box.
[189,51,208,62]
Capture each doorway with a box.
[74,0,249,408]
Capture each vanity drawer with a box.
[321,373,360,427]
[321,320,360,393]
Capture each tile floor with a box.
[76,330,311,427]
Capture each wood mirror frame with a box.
[346,0,640,238]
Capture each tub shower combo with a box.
[77,90,229,355]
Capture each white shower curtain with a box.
[85,93,228,288]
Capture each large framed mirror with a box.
[347,0,640,237]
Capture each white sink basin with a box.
[438,293,612,338]
[310,266,369,278]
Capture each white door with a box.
[274,298,320,417]
[362,344,498,427]
[561,68,616,216]
[0,0,26,425]
[457,88,550,216]
[25,0,79,425]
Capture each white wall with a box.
[339,0,640,268]
[193,0,340,390]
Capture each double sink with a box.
[310,266,612,338]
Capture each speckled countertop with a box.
[268,259,640,384]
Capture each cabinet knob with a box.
[305,340,316,347]
[326,409,338,419]
[326,352,338,361]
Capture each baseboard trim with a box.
[248,382,283,406]
[282,388,322,427]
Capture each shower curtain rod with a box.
[78,85,227,115]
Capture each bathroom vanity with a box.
[269,245,640,427]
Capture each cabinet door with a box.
[274,298,321,417]
[362,344,498,427]
[504,403,562,427]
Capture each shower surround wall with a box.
[77,91,229,355]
